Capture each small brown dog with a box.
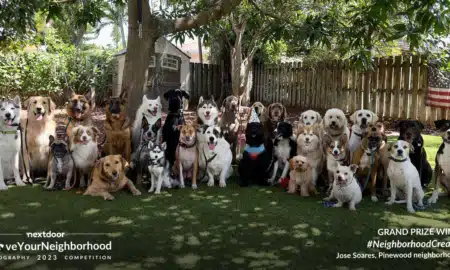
[288,155,315,196]
[173,122,199,189]
[65,89,94,139]
[219,95,240,163]
[103,91,131,161]
[83,155,141,200]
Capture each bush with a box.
[0,47,115,106]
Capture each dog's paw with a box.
[385,201,394,206]
[133,190,142,196]
[154,190,161,194]
[65,183,71,189]
[148,188,154,193]
[15,179,26,186]
[179,183,185,188]
[427,196,438,204]
[371,196,378,202]
[407,207,416,214]
[219,181,226,188]
[207,180,214,187]
[104,195,115,201]
[333,203,343,208]
[0,184,8,191]
[349,206,357,211]
[323,196,331,201]
[192,184,197,190]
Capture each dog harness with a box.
[244,144,265,160]
[388,157,408,163]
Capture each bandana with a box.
[244,144,265,159]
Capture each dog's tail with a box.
[63,155,78,191]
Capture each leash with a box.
[199,149,217,182]
[359,150,375,192]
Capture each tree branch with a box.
[156,0,243,35]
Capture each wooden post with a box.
[378,58,386,120]
[411,55,420,120]
[401,56,410,119]
[385,57,393,119]
[363,70,371,110]
[393,56,402,120]
[370,58,378,112]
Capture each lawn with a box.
[0,136,449,270]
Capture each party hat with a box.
[249,108,260,123]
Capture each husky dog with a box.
[0,96,26,190]
[132,95,162,152]
[147,141,171,194]
[196,96,219,131]
[45,135,74,190]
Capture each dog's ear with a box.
[161,142,167,151]
[299,112,304,122]
[86,87,95,110]
[281,105,287,120]
[289,158,295,170]
[434,120,445,130]
[175,125,183,131]
[387,142,394,152]
[119,90,128,101]
[349,110,358,124]
[296,123,305,135]
[13,95,21,106]
[24,97,32,110]
[121,156,129,172]
[349,164,359,174]
[155,118,162,129]
[415,120,424,130]
[141,116,149,127]
[48,97,56,113]
[148,141,154,149]
[142,95,149,102]
[209,95,215,103]
[409,142,415,153]
[395,120,404,130]
[371,111,378,124]
[198,96,204,105]
[181,90,190,100]
[49,135,55,146]
[315,111,322,123]
[163,89,172,100]
[339,133,348,145]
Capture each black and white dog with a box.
[396,120,432,187]
[196,96,219,131]
[268,121,297,184]
[162,89,189,174]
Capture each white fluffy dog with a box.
[296,124,323,186]
[70,125,99,188]
[198,126,232,187]
[0,96,26,190]
[348,109,378,153]
[327,164,362,211]
[299,110,322,126]
[132,95,162,151]
[386,140,425,214]
[323,108,350,141]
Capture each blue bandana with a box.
[244,144,265,159]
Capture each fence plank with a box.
[401,56,410,118]
[385,57,393,119]
[378,58,386,119]
[411,55,420,119]
[418,56,427,123]
[393,56,402,119]
[371,58,379,112]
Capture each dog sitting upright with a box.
[428,120,450,204]
[104,91,131,161]
[328,164,362,211]
[45,134,74,190]
[322,133,349,195]
[65,90,94,139]
[162,89,189,175]
[131,95,162,152]
[172,122,199,189]
[397,120,432,187]
[0,96,26,190]
[296,124,324,187]
[269,121,297,184]
[148,141,171,194]
[288,155,315,196]
[70,125,99,188]
[348,109,378,153]
[219,95,240,163]
[238,108,273,186]
[323,108,350,141]
[386,140,425,214]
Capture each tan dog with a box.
[103,91,131,161]
[288,155,315,196]
[264,103,287,139]
[84,155,141,200]
[248,102,266,123]
[21,96,56,181]
[65,90,94,139]
[173,122,199,189]
[351,123,387,202]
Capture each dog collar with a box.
[443,138,450,144]
[179,138,197,149]
[353,131,363,138]
[0,125,19,134]
[388,157,408,162]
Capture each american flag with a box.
[426,63,450,108]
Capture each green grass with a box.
[0,135,449,269]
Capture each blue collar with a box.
[245,144,265,154]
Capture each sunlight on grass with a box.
[311,227,321,236]
[199,231,210,237]
[175,253,201,269]
[107,232,123,238]
[54,220,69,224]
[105,216,133,225]
[25,202,41,207]
[232,257,246,264]
[137,215,149,220]
[187,235,201,246]
[1,212,15,218]
[83,208,100,216]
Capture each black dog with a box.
[397,120,432,187]
[162,89,189,172]
[238,122,273,186]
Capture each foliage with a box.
[0,43,115,105]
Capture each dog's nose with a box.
[331,121,336,125]
[36,107,42,112]
[361,118,367,123]
[397,149,403,155]
[333,150,338,155]
[337,176,344,182]
[209,136,214,142]
[371,127,377,132]
[112,170,118,176]
[206,111,210,116]
[305,122,311,125]
[82,136,87,141]
[305,137,310,142]
[5,112,11,118]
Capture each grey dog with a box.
[45,134,74,190]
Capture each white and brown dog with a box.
[348,109,378,153]
[322,133,349,194]
[296,124,323,187]
[428,120,450,204]
[386,140,425,214]
[70,125,99,188]
[327,164,362,211]
[323,108,350,141]
[288,155,315,196]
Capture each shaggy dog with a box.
[45,135,74,190]
[323,108,350,141]
[70,125,99,188]
[248,102,266,123]
[104,91,131,161]
[238,110,273,186]
[322,133,349,194]
[65,90,94,139]
[296,124,324,187]
[348,109,378,153]
[162,89,189,174]
[396,120,432,187]
[84,155,141,200]
[288,155,315,196]
[21,96,56,181]
[173,122,199,189]
[428,120,450,204]
[219,95,240,163]
[147,141,171,194]
[386,140,425,214]
[198,126,232,187]
[131,95,162,152]
[327,164,362,211]
[299,110,322,126]
[0,96,26,190]
[269,121,297,184]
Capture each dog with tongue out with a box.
[238,108,273,187]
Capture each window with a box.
[162,55,178,70]
[149,56,155,67]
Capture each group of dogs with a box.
[0,89,449,214]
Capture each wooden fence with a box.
[252,55,450,123]
[189,62,232,105]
